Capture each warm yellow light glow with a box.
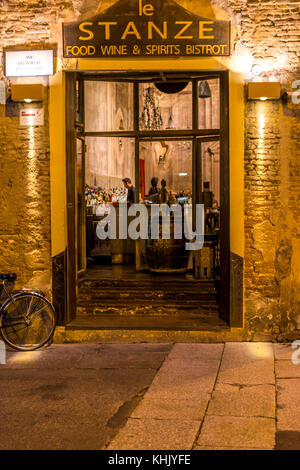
[27,126,39,203]
[260,54,288,74]
[230,52,253,73]
[8,351,41,363]
[247,342,273,359]
[259,111,265,136]
[257,104,266,169]
[274,54,288,71]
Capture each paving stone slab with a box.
[102,343,174,353]
[276,430,300,450]
[145,379,215,400]
[275,360,300,379]
[277,379,300,431]
[107,418,200,450]
[207,383,275,418]
[154,359,220,381]
[76,351,169,370]
[145,373,217,400]
[167,344,224,362]
[217,343,275,385]
[197,415,276,449]
[194,446,261,450]
[0,368,156,450]
[144,358,219,399]
[159,358,221,372]
[131,397,209,421]
[2,343,171,370]
[273,344,295,361]
[3,344,101,369]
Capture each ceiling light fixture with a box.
[199,80,211,98]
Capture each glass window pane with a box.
[85,137,135,203]
[140,140,192,203]
[198,79,220,130]
[139,82,192,131]
[85,81,134,132]
[201,141,220,234]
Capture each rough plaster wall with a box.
[0,0,82,291]
[245,98,300,340]
[0,0,299,336]
[218,0,300,339]
[0,95,51,291]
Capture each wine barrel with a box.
[146,213,189,274]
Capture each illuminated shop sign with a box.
[63,0,231,58]
[5,50,54,77]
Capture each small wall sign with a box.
[63,0,230,58]
[5,50,54,77]
[20,108,44,126]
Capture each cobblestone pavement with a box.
[1,342,300,450]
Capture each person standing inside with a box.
[147,177,161,203]
[160,179,170,204]
[122,178,136,204]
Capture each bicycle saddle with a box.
[0,273,17,281]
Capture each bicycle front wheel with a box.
[0,292,56,351]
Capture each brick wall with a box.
[0,0,299,336]
[214,0,300,339]
[0,93,51,290]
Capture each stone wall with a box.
[244,97,300,340]
[217,0,300,339]
[0,94,51,291]
[0,0,300,337]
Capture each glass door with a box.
[193,137,221,304]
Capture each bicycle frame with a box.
[0,275,56,351]
[0,279,15,304]
[0,282,47,328]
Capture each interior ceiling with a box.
[77,71,221,82]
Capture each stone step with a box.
[78,297,218,306]
[78,292,217,301]
[78,286,217,294]
[65,314,228,333]
[77,305,220,316]
[79,280,216,289]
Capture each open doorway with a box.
[66,71,230,329]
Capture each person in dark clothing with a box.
[122,177,135,204]
[148,177,160,203]
[160,179,170,204]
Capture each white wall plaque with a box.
[5,50,54,77]
[20,108,44,126]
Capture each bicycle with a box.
[0,273,56,351]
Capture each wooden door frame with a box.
[76,135,87,275]
[65,70,232,326]
[219,71,230,324]
[65,72,77,324]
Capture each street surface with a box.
[0,342,300,450]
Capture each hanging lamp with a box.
[199,80,212,98]
[166,114,175,129]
